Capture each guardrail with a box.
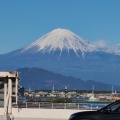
[13,102,108,110]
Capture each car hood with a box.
[72,110,98,116]
[69,111,98,120]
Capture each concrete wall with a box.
[0,115,10,120]
[0,108,91,120]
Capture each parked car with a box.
[69,100,120,120]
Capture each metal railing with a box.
[13,102,108,110]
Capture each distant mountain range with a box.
[17,67,120,91]
[0,28,120,86]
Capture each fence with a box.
[13,102,108,110]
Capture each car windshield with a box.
[99,100,120,113]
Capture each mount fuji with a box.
[0,28,120,86]
[20,28,95,57]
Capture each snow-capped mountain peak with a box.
[21,28,95,57]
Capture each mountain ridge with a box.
[17,67,120,91]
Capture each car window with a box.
[107,102,120,113]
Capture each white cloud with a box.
[114,44,120,55]
[92,40,120,55]
[93,40,109,50]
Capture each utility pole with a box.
[64,85,67,103]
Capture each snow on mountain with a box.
[21,28,95,57]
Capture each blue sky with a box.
[0,0,120,54]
